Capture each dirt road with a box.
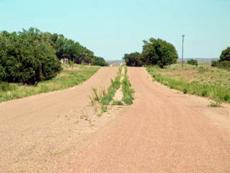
[0,67,118,172]
[64,67,230,173]
[1,67,230,173]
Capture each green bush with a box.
[211,60,218,67]
[220,47,230,61]
[211,47,230,70]
[123,52,143,67]
[123,38,178,68]
[212,60,230,70]
[0,29,62,84]
[92,57,108,66]
[187,59,198,66]
[142,38,178,67]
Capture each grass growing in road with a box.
[90,66,134,115]
[122,67,134,105]
[146,64,230,103]
[0,64,99,102]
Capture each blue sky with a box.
[0,0,229,60]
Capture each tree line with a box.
[123,37,230,70]
[123,38,178,68]
[0,28,108,84]
[212,47,230,70]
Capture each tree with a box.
[187,59,198,66]
[220,47,230,61]
[0,28,62,84]
[123,52,143,67]
[92,57,108,66]
[142,38,178,67]
[0,27,107,84]
[211,47,230,70]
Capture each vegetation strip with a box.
[0,64,99,102]
[90,66,134,115]
[146,65,230,104]
[122,67,134,105]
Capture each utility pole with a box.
[182,35,185,68]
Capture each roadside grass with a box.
[146,64,230,104]
[0,64,99,102]
[90,66,134,115]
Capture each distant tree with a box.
[211,47,230,70]
[220,47,230,62]
[50,34,106,65]
[187,59,198,66]
[92,57,108,66]
[142,38,178,68]
[123,52,143,67]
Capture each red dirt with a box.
[1,67,230,173]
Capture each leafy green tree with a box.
[142,38,178,67]
[220,47,230,61]
[92,57,108,66]
[0,28,61,84]
[212,47,230,70]
[187,59,198,66]
[0,27,107,84]
[123,52,143,67]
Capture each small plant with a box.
[209,100,222,107]
[183,88,188,94]
[112,100,124,105]
[122,75,134,105]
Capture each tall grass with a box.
[122,67,134,105]
[90,66,134,115]
[146,66,230,103]
[0,65,99,102]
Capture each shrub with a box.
[0,29,62,84]
[123,38,178,68]
[211,60,218,67]
[212,47,230,70]
[123,52,143,67]
[220,47,230,61]
[211,60,230,70]
[187,59,198,66]
[92,57,108,66]
[142,38,178,68]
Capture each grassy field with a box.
[0,64,99,102]
[146,64,230,103]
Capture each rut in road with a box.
[58,67,230,173]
